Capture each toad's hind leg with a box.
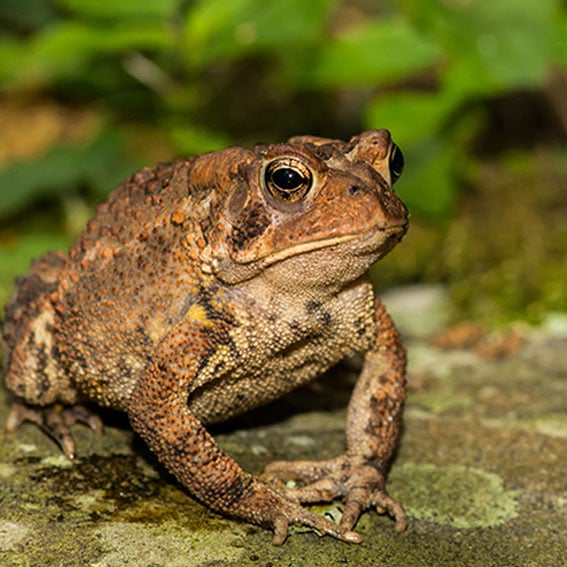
[5,403,103,459]
[3,251,99,458]
[3,250,71,405]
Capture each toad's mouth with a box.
[246,222,408,267]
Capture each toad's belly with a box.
[187,326,358,424]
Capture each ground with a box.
[1,288,566,567]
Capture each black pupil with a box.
[389,144,404,184]
[271,167,304,191]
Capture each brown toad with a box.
[3,130,409,544]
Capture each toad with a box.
[3,130,409,544]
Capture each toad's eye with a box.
[264,158,313,203]
[389,144,404,185]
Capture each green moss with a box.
[93,522,247,566]
[390,463,519,528]
[409,383,472,415]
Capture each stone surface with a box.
[1,318,566,566]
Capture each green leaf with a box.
[56,0,183,20]
[401,0,559,93]
[0,131,137,220]
[2,21,175,85]
[366,92,456,148]
[184,0,332,67]
[0,0,58,32]
[35,21,174,58]
[168,124,232,155]
[556,11,567,64]
[0,233,73,309]
[395,139,458,218]
[302,18,441,87]
[0,40,28,83]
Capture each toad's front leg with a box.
[263,298,408,534]
[127,320,362,545]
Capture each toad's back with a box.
[4,158,211,409]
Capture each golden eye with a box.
[264,158,313,203]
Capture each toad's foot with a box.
[5,402,103,459]
[263,454,407,535]
[263,492,364,545]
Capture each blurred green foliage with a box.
[0,0,565,322]
[0,0,564,219]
